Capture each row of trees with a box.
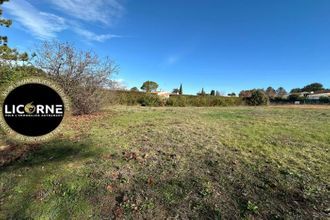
[111,90,243,107]
[130,81,327,101]
[290,83,325,93]
[130,82,185,95]
[239,87,287,99]
[239,82,328,100]
[130,81,160,93]
[197,89,224,96]
[131,83,236,98]
[237,82,329,106]
[172,84,183,95]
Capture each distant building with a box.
[307,93,330,100]
[287,90,330,100]
[151,91,171,99]
[300,92,310,97]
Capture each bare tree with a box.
[33,41,118,115]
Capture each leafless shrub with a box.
[33,41,118,115]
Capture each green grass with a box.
[1,106,329,219]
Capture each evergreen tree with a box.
[0,0,28,63]
[245,90,269,106]
[276,87,287,98]
[290,88,302,93]
[0,0,11,46]
[265,86,276,99]
[302,83,324,92]
[172,88,180,94]
[200,88,206,96]
[141,81,159,92]
[130,87,139,92]
[179,83,183,95]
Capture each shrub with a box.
[138,94,162,106]
[33,41,118,115]
[319,96,330,104]
[106,90,243,107]
[166,96,187,107]
[0,65,45,86]
[245,90,269,106]
[270,96,290,104]
[288,94,300,102]
[166,95,243,107]
[107,90,152,106]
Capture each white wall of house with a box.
[307,93,330,100]
[156,92,170,99]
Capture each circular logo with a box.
[0,79,68,141]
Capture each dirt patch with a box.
[0,143,40,167]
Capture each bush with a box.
[107,91,243,107]
[166,95,243,107]
[166,96,187,107]
[245,90,269,106]
[138,94,163,106]
[0,65,45,87]
[107,90,149,105]
[319,96,330,104]
[0,65,46,105]
[270,97,290,104]
[288,94,300,102]
[33,41,118,115]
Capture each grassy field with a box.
[0,106,329,219]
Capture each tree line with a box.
[237,83,329,105]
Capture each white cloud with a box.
[3,0,67,39]
[3,0,124,42]
[48,0,124,25]
[73,27,122,42]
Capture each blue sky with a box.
[2,0,330,95]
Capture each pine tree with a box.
[0,0,28,63]
[141,81,159,92]
[0,0,11,46]
[201,88,205,96]
[265,86,276,99]
[172,88,179,94]
[276,87,287,98]
[179,83,183,95]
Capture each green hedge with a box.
[107,90,243,107]
[0,66,45,86]
[166,95,243,107]
[107,90,159,105]
[0,66,46,103]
